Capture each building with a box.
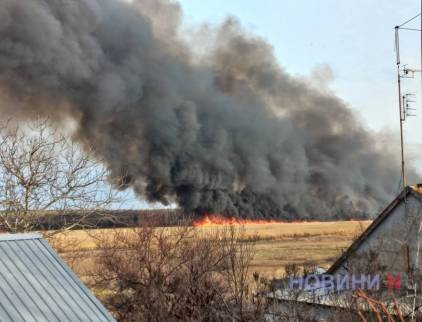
[268,186,422,320]
[328,185,422,280]
[0,233,116,322]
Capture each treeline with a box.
[27,209,194,230]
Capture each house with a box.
[328,185,422,282]
[0,233,116,322]
[267,185,422,320]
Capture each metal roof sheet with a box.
[0,233,116,322]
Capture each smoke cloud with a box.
[0,0,410,219]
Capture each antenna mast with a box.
[394,12,421,188]
[395,25,406,187]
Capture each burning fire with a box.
[192,214,282,227]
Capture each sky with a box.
[126,0,422,208]
[178,0,421,135]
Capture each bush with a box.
[92,225,265,321]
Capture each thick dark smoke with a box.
[0,0,410,219]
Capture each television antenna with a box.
[394,12,422,188]
[403,93,417,119]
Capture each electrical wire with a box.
[399,13,421,27]
[400,27,422,32]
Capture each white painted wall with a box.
[334,193,422,282]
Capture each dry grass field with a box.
[50,220,371,281]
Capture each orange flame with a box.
[192,214,282,227]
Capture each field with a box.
[51,220,371,281]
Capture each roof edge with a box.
[327,186,414,274]
[0,233,43,242]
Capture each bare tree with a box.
[0,119,118,233]
[92,225,261,322]
[220,226,256,320]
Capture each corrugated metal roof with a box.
[0,233,116,322]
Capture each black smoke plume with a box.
[0,0,409,219]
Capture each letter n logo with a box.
[387,274,401,291]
